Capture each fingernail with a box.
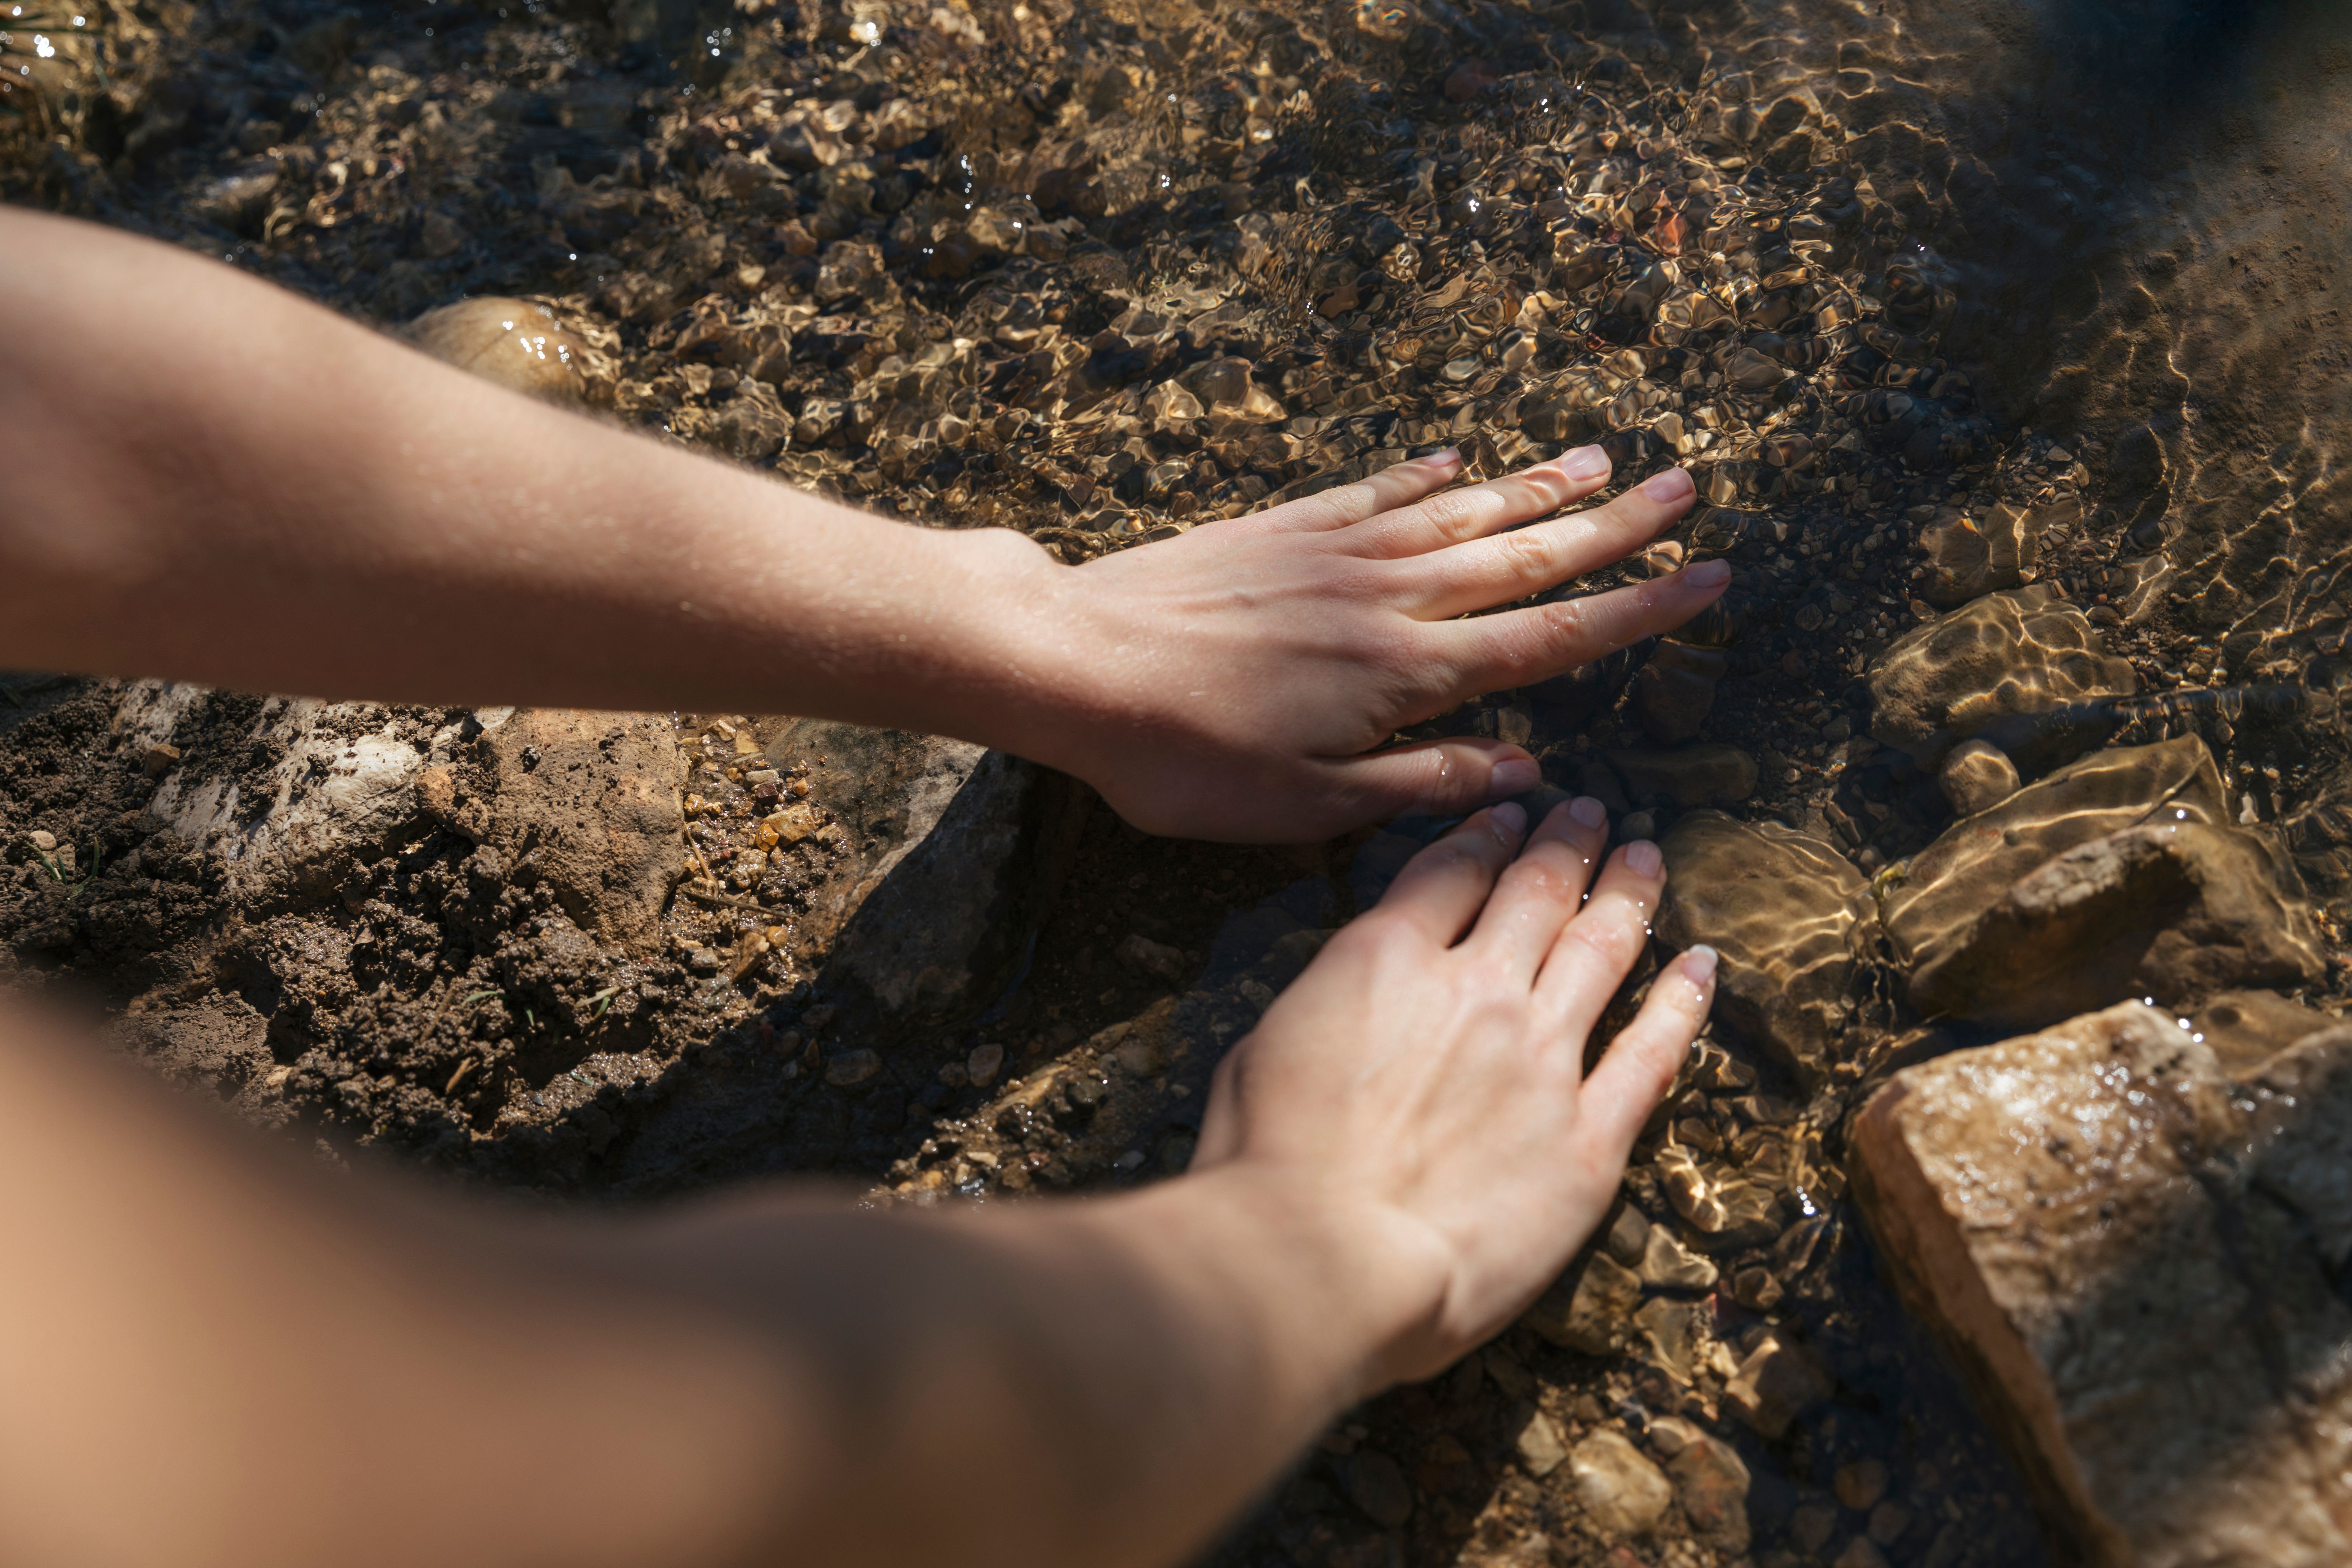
[1488,757,1541,797]
[1490,800,1528,839]
[1568,794,1608,829]
[1423,446,1463,467]
[1683,944,1719,983]
[1684,558,1731,589]
[1624,840,1663,876]
[1642,467,1695,502]
[1559,444,1610,481]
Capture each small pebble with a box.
[1835,1458,1890,1511]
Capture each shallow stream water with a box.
[6,0,2352,1563]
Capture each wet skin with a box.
[0,207,1723,1567]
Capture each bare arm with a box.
[0,801,1715,1568]
[0,206,1723,841]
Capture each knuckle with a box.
[1417,490,1482,543]
[1498,526,1558,584]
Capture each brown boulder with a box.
[1867,585,2136,772]
[1906,818,2324,1029]
[1852,1003,2352,1567]
[1885,736,2319,1029]
[1658,811,1870,1082]
[1883,735,2220,981]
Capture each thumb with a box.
[1325,739,1544,825]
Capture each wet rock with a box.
[1605,744,1758,807]
[1568,1430,1673,1538]
[1724,1325,1833,1438]
[1936,737,2020,816]
[1342,1450,1414,1529]
[1887,737,2322,1030]
[1638,1225,1720,1292]
[1631,640,1728,744]
[403,297,589,405]
[1833,1537,1892,1568]
[690,379,792,461]
[2192,988,2341,1074]
[1907,817,2324,1029]
[1867,586,2137,772]
[1917,498,2073,608]
[1632,1296,1706,1383]
[1852,1003,2352,1568]
[1603,1202,1651,1265]
[1835,1459,1889,1511]
[1884,734,2218,985]
[1514,1408,1567,1478]
[1658,812,1870,1082]
[1654,1144,1783,1249]
[1668,1429,1753,1554]
[1522,1251,1641,1354]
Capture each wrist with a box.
[1130,1164,1452,1413]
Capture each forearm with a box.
[0,208,1071,752]
[0,997,1405,1568]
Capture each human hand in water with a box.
[1019,447,1721,841]
[1188,796,1718,1387]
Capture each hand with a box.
[1024,446,1724,841]
[1187,796,1718,1388]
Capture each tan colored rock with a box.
[1637,1225,1720,1292]
[1659,811,1870,1082]
[1905,817,2324,1029]
[1522,1251,1641,1354]
[1514,1408,1567,1477]
[1724,1325,1832,1438]
[1851,1003,2352,1567]
[1667,1428,1753,1554]
[1607,744,1757,807]
[1883,735,2223,992]
[1567,1430,1673,1538]
[1936,737,2020,816]
[1917,497,2074,609]
[403,297,588,405]
[2192,988,2341,1075]
[1867,585,2136,772]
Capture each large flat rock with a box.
[1852,1002,2352,1567]
[1878,734,2323,1027]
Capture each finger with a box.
[1406,466,1698,620]
[1347,446,1616,559]
[1460,796,1612,980]
[1531,840,1669,1041]
[1578,945,1719,1160]
[1437,559,1731,697]
[1370,801,1527,947]
[1317,738,1545,829]
[1254,446,1465,533]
